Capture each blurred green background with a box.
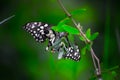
[0,0,120,80]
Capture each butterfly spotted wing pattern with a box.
[23,22,56,43]
[63,46,80,61]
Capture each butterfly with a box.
[23,22,80,61]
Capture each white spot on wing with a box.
[31,33,33,35]
[33,31,36,33]
[28,28,30,31]
[70,49,73,52]
[30,30,33,32]
[77,49,79,52]
[26,23,30,26]
[36,38,38,41]
[37,28,40,31]
[41,32,44,35]
[40,26,44,29]
[74,52,78,56]
[34,22,37,25]
[31,25,35,29]
[44,24,48,27]
[38,22,41,26]
[35,34,38,37]
[46,47,49,51]
[40,30,44,33]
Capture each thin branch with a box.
[57,0,71,17]
[0,15,15,25]
[57,0,101,77]
[102,65,119,73]
[91,48,101,75]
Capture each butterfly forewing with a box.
[23,22,52,42]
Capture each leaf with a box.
[86,44,91,51]
[52,26,65,32]
[68,34,74,42]
[71,8,87,16]
[79,36,85,41]
[81,43,92,55]
[61,24,79,34]
[81,47,87,55]
[85,28,91,39]
[52,24,79,34]
[52,18,71,32]
[58,18,70,26]
[90,32,99,41]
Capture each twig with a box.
[102,65,119,73]
[57,0,101,77]
[0,15,15,25]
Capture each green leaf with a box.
[61,25,79,34]
[85,28,91,39]
[52,18,80,34]
[52,24,79,34]
[68,34,74,42]
[81,47,87,55]
[71,8,87,16]
[58,18,70,26]
[86,44,91,51]
[52,26,65,32]
[79,36,85,41]
[90,32,99,41]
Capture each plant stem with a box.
[57,0,101,77]
[0,15,15,25]
[102,65,119,73]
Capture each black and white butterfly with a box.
[23,22,80,61]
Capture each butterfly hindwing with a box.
[63,46,80,61]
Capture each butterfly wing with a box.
[63,46,80,61]
[23,22,53,43]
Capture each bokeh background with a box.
[0,0,120,80]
